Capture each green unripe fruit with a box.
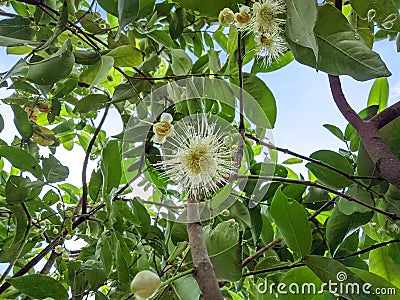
[130,270,161,300]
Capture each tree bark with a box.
[328,75,400,190]
[186,196,223,300]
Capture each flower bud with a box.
[153,113,174,144]
[219,8,235,25]
[55,245,63,254]
[367,9,376,23]
[130,270,161,300]
[61,250,70,260]
[382,20,394,30]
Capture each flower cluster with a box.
[218,0,288,67]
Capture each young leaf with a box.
[270,188,312,259]
[368,77,389,113]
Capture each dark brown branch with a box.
[236,175,400,221]
[81,103,110,214]
[0,237,63,295]
[242,239,282,267]
[187,196,223,300]
[245,133,384,198]
[243,262,305,277]
[40,251,59,274]
[329,75,400,190]
[370,101,400,130]
[336,239,400,260]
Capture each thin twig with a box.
[235,175,399,221]
[336,239,400,260]
[81,103,110,214]
[242,239,282,267]
[243,262,305,277]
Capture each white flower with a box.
[55,245,63,254]
[235,5,252,28]
[219,8,235,25]
[153,113,174,144]
[254,32,287,67]
[158,114,232,198]
[250,0,286,34]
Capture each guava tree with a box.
[0,0,399,299]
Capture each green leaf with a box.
[369,245,400,288]
[305,256,378,300]
[348,267,399,299]
[32,125,58,146]
[172,275,201,300]
[175,0,241,17]
[6,176,32,204]
[112,83,138,103]
[378,117,400,160]
[284,0,318,59]
[229,201,251,228]
[0,16,34,40]
[79,56,114,88]
[89,168,103,201]
[282,158,303,165]
[243,73,277,128]
[106,45,143,67]
[115,238,130,283]
[278,266,324,300]
[101,140,121,194]
[337,185,375,215]
[169,7,185,39]
[0,204,28,262]
[306,150,354,189]
[326,207,373,256]
[0,35,40,47]
[74,94,109,113]
[323,124,345,141]
[7,274,68,300]
[42,155,69,183]
[11,104,33,139]
[367,77,389,113]
[73,50,101,65]
[0,114,4,133]
[206,220,242,281]
[270,188,312,259]
[289,4,391,81]
[26,40,75,85]
[171,49,193,76]
[147,30,177,48]
[0,146,42,178]
[208,49,221,72]
[53,78,78,98]
[0,59,28,86]
[251,51,294,74]
[97,0,118,16]
[118,0,139,31]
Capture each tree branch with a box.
[243,262,305,277]
[242,239,282,267]
[186,195,223,300]
[336,239,400,260]
[329,75,400,190]
[245,133,384,198]
[81,103,110,214]
[370,101,400,130]
[236,175,400,221]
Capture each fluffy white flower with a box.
[254,32,287,67]
[251,0,286,34]
[158,114,232,198]
[153,113,174,144]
